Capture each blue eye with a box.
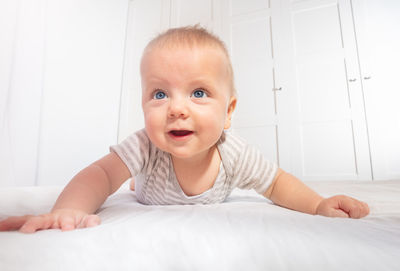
[153,90,167,100]
[192,89,207,98]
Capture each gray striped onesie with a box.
[110,129,278,205]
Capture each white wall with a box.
[0,0,129,186]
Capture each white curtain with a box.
[0,0,20,186]
[0,0,127,187]
[0,0,46,187]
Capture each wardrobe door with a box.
[220,0,280,164]
[353,0,400,180]
[275,0,372,180]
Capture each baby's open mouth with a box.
[169,130,194,137]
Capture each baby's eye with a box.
[153,90,167,100]
[192,89,207,98]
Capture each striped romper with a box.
[110,129,278,205]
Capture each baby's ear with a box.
[224,96,237,129]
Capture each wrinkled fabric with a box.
[0,181,399,271]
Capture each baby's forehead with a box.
[142,45,230,80]
[141,44,231,78]
[144,42,228,60]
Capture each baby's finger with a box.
[328,208,349,218]
[354,201,369,218]
[0,215,33,231]
[20,215,54,233]
[58,215,76,231]
[78,214,101,229]
[348,205,361,218]
[361,202,370,216]
[85,215,101,227]
[339,198,369,219]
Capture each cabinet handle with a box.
[349,78,357,82]
[364,76,371,80]
[273,87,282,91]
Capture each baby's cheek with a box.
[144,115,163,139]
[199,113,226,140]
[145,125,165,151]
[144,110,162,127]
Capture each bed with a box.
[1,181,399,271]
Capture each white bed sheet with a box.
[0,181,399,271]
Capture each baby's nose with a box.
[168,98,189,118]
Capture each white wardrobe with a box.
[120,0,400,181]
[272,0,400,181]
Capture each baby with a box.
[0,26,369,233]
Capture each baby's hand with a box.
[316,195,370,218]
[0,209,100,233]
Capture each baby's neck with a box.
[171,146,221,196]
[171,146,215,166]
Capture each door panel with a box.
[296,55,351,121]
[224,1,279,165]
[353,0,400,180]
[231,17,275,127]
[301,121,357,177]
[230,0,269,16]
[292,4,343,55]
[276,0,372,180]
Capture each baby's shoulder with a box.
[218,131,247,153]
[217,131,249,174]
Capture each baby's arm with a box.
[263,168,369,218]
[0,152,131,233]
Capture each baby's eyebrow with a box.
[188,78,215,87]
[145,77,166,84]
[142,79,167,89]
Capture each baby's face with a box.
[140,45,236,160]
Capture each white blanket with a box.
[1,181,399,271]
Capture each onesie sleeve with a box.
[234,143,278,195]
[109,129,152,177]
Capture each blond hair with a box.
[142,25,236,95]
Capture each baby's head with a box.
[142,25,236,96]
[140,26,237,159]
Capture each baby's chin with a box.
[169,145,220,162]
[166,148,199,160]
